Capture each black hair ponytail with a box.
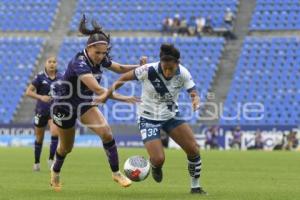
[78,14,111,47]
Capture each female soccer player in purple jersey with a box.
[102,44,207,194]
[25,56,62,171]
[50,15,146,191]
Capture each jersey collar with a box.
[44,69,57,80]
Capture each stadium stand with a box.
[70,0,239,31]
[58,37,225,124]
[250,0,300,30]
[0,37,45,123]
[221,37,300,125]
[0,0,60,31]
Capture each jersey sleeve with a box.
[134,65,149,81]
[31,74,40,88]
[183,69,196,92]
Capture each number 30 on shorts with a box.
[140,127,160,141]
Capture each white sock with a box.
[191,177,200,188]
[113,171,120,175]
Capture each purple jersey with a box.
[233,131,242,140]
[55,49,112,108]
[32,71,63,115]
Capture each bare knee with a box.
[35,128,45,143]
[35,135,44,143]
[57,145,73,156]
[49,126,59,137]
[187,142,200,157]
[150,155,165,167]
[65,147,73,154]
[97,125,113,143]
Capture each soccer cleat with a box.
[50,168,61,192]
[33,163,41,171]
[112,171,132,187]
[47,159,54,170]
[151,166,163,183]
[190,187,208,195]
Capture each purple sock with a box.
[34,141,43,164]
[52,151,65,173]
[103,139,119,172]
[49,136,58,160]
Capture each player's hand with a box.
[124,96,142,104]
[40,95,52,103]
[92,92,110,105]
[139,56,148,66]
[192,96,201,111]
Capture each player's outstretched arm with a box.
[80,73,139,104]
[109,93,140,104]
[25,84,51,103]
[108,56,147,74]
[102,70,137,103]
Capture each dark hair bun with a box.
[160,43,174,53]
[159,43,180,62]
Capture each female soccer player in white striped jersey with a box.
[102,44,207,194]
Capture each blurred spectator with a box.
[273,133,286,150]
[162,17,173,35]
[230,126,242,149]
[254,129,264,149]
[187,16,197,36]
[172,14,181,36]
[178,17,189,36]
[248,129,264,150]
[285,131,298,150]
[224,7,234,26]
[202,16,213,34]
[195,17,206,37]
[223,30,237,40]
[205,126,219,149]
[223,7,236,40]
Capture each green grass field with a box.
[0,147,299,200]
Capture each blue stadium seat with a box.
[220,37,300,125]
[69,0,239,31]
[0,0,60,32]
[250,0,300,30]
[0,37,44,124]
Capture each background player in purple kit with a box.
[230,126,242,149]
[50,15,146,191]
[25,56,62,171]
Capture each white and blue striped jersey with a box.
[134,62,196,121]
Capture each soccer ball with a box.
[123,155,150,182]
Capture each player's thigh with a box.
[138,117,165,165]
[79,106,112,142]
[48,119,59,137]
[168,123,199,156]
[34,114,48,141]
[144,139,165,166]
